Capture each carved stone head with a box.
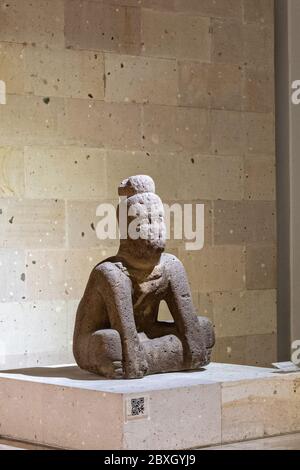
[117,175,166,263]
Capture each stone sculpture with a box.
[73,175,215,379]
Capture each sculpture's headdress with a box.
[118,175,155,198]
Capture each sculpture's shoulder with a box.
[92,256,128,279]
[161,253,187,280]
[161,252,183,267]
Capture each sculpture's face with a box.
[119,193,166,260]
[129,197,166,252]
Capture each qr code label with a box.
[131,397,144,416]
[125,395,149,421]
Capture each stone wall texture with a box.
[0,0,276,369]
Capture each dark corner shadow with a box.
[271,370,300,375]
[0,365,108,381]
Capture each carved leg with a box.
[77,329,179,378]
[198,316,215,365]
[79,330,182,378]
[76,317,214,378]
[144,316,215,372]
[143,334,184,374]
[75,329,123,379]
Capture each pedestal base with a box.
[0,363,299,449]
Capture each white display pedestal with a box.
[0,363,299,450]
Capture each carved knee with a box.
[75,329,123,378]
[92,329,122,363]
[197,316,215,365]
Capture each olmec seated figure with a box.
[73,175,215,379]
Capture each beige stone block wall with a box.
[0,147,24,197]
[105,53,178,105]
[24,48,105,100]
[0,0,276,369]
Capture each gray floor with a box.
[1,433,300,450]
[0,439,53,450]
[202,433,300,450]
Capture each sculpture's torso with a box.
[103,254,171,332]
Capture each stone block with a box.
[178,62,210,108]
[244,112,275,156]
[212,334,277,367]
[244,333,277,367]
[244,156,276,200]
[141,9,211,60]
[174,0,243,18]
[0,199,65,249]
[246,244,277,290]
[212,335,247,364]
[178,62,242,110]
[177,154,244,200]
[212,18,244,64]
[104,0,143,6]
[104,53,178,105]
[0,249,26,302]
[0,43,25,95]
[0,374,124,449]
[124,384,221,449]
[243,23,274,69]
[243,0,274,24]
[24,146,107,200]
[25,47,105,100]
[105,150,177,199]
[213,200,276,245]
[243,66,275,113]
[66,300,79,358]
[25,248,116,301]
[106,150,191,200]
[222,374,300,443]
[179,246,245,293]
[65,0,141,54]
[106,151,243,201]
[0,301,70,369]
[0,95,65,146]
[62,99,142,149]
[0,147,24,198]
[197,292,213,322]
[212,19,273,68]
[143,105,210,152]
[213,289,276,337]
[162,199,213,249]
[0,365,222,449]
[0,363,298,449]
[211,110,245,156]
[142,0,175,10]
[0,0,64,47]
[209,64,242,111]
[66,200,119,249]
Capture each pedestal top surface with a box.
[0,362,295,394]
